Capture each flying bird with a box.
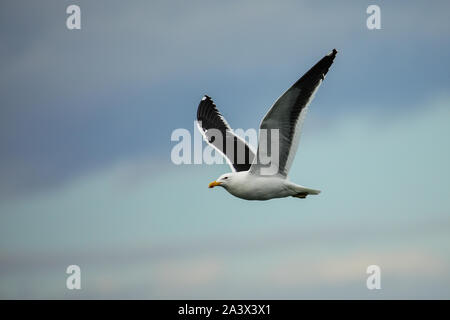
[196,49,337,200]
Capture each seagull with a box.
[197,49,337,200]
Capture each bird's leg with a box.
[292,192,308,199]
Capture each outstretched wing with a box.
[249,49,338,176]
[197,95,255,172]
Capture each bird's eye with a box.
[223,177,228,180]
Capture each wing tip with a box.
[319,49,338,79]
[202,94,211,101]
[328,48,338,58]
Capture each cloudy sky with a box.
[1,0,450,299]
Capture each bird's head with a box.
[208,173,234,189]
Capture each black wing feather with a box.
[197,95,255,172]
[251,49,338,176]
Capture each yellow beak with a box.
[208,181,222,188]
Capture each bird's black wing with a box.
[249,49,338,176]
[197,95,255,172]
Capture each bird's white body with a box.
[217,171,319,201]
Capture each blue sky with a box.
[1,0,450,298]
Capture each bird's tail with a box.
[290,185,321,199]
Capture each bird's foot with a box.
[292,192,308,199]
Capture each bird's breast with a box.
[226,176,290,200]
